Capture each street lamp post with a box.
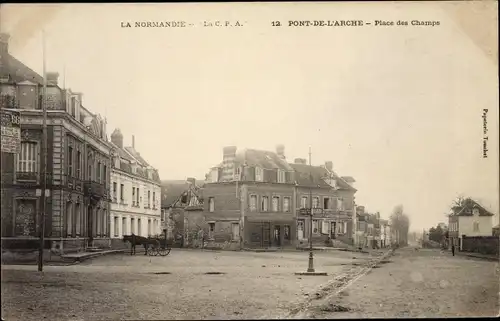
[307,147,314,273]
[38,30,48,272]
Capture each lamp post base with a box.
[307,250,315,272]
[295,271,328,276]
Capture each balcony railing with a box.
[84,180,106,199]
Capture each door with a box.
[87,205,93,246]
[297,220,304,240]
[262,222,271,248]
[331,222,336,239]
[273,225,281,247]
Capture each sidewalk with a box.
[455,250,499,262]
[1,249,126,266]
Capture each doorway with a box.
[87,205,93,247]
[273,225,281,247]
[297,220,304,240]
[330,222,336,239]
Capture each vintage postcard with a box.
[0,1,498,320]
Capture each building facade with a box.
[290,159,357,247]
[448,198,494,250]
[1,33,112,253]
[108,129,162,242]
[202,145,357,249]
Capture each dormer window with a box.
[472,208,480,216]
[255,167,263,182]
[277,170,286,183]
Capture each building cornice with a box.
[111,167,161,187]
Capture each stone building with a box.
[0,33,112,254]
[108,130,161,245]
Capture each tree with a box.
[428,225,444,243]
[390,205,410,246]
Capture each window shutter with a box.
[249,167,256,181]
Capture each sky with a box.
[1,2,498,231]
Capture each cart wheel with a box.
[159,248,171,256]
[147,248,156,256]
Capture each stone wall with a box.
[461,236,499,256]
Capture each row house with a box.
[290,159,357,247]
[202,144,357,249]
[0,33,112,253]
[356,209,387,249]
[108,129,162,243]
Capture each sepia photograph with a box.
[0,1,498,320]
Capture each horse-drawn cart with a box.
[147,238,171,257]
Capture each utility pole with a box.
[38,30,48,272]
[307,147,315,273]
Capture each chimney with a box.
[111,128,123,148]
[276,144,285,159]
[132,135,135,149]
[325,161,333,171]
[0,33,9,54]
[294,158,307,165]
[46,72,59,86]
[222,146,237,181]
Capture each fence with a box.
[461,236,499,256]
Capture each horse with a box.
[122,234,160,255]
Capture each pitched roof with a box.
[109,142,135,162]
[451,198,494,217]
[234,149,294,171]
[3,53,45,85]
[289,163,356,191]
[124,147,150,167]
[161,180,204,208]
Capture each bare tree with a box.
[390,204,410,246]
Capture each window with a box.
[136,188,140,205]
[153,192,156,208]
[297,220,305,240]
[103,209,107,236]
[114,217,119,237]
[272,196,280,212]
[208,222,215,239]
[337,198,344,210]
[96,162,101,183]
[278,170,286,183]
[138,218,142,236]
[103,165,107,184]
[113,182,117,202]
[148,219,152,236]
[122,217,127,235]
[66,202,73,237]
[209,197,215,212]
[284,225,291,240]
[231,223,240,241]
[322,221,329,234]
[261,196,269,212]
[323,197,330,209]
[132,187,136,206]
[76,151,81,178]
[148,191,151,208]
[249,195,257,212]
[68,146,73,177]
[473,222,479,232]
[120,184,124,201]
[312,220,319,234]
[17,142,38,174]
[312,197,319,209]
[473,208,479,215]
[88,157,92,180]
[96,209,101,236]
[301,196,308,209]
[283,197,290,212]
[255,167,263,181]
[71,97,76,117]
[131,218,135,234]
